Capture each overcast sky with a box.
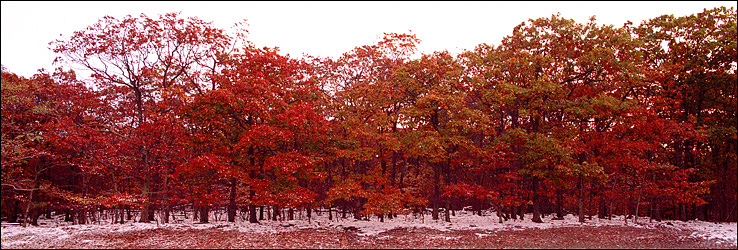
[2,1,735,78]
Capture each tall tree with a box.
[635,6,737,221]
[183,45,328,223]
[1,67,101,226]
[50,12,232,222]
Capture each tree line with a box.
[2,7,735,227]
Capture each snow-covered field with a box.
[2,209,736,248]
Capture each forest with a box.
[1,7,736,228]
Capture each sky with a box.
[2,1,736,78]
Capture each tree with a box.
[397,51,477,221]
[182,45,328,223]
[1,67,100,226]
[319,33,423,220]
[50,12,232,223]
[3,7,734,226]
[635,6,736,222]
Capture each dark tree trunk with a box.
[199,206,209,223]
[259,206,264,220]
[556,189,564,219]
[147,204,155,222]
[164,207,170,224]
[519,204,525,220]
[327,205,332,220]
[249,204,258,223]
[432,163,440,220]
[696,204,705,221]
[272,205,279,221]
[578,178,585,223]
[30,209,40,226]
[532,179,543,223]
[342,203,347,219]
[228,178,237,222]
[509,205,516,220]
[598,195,608,219]
[78,208,87,225]
[353,200,362,220]
[7,200,20,223]
[307,206,312,222]
[588,191,594,220]
[680,203,688,222]
[138,209,149,223]
[444,201,451,222]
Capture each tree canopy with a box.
[2,7,735,226]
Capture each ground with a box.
[2,210,736,249]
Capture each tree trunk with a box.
[578,178,585,223]
[519,204,525,220]
[532,179,543,223]
[353,200,362,220]
[556,189,564,219]
[432,163,440,220]
[164,207,170,224]
[608,197,613,220]
[120,207,126,224]
[30,209,41,226]
[342,203,347,219]
[598,195,608,219]
[609,180,615,220]
[444,201,451,222]
[510,205,517,220]
[78,208,87,225]
[635,192,641,224]
[306,206,312,222]
[147,204,155,222]
[328,205,333,221]
[199,206,209,223]
[8,200,19,223]
[228,178,237,222]
[139,182,151,223]
[588,190,594,220]
[497,205,504,223]
[272,205,279,221]
[162,168,170,224]
[22,182,39,227]
[249,204,258,223]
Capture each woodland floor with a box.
[2,223,736,249]
[3,210,737,249]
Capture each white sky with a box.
[2,1,736,78]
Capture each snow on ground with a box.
[2,208,736,248]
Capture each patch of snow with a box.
[475,232,491,237]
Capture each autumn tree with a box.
[3,7,734,226]
[634,6,737,221]
[395,51,479,221]
[182,45,328,223]
[50,12,232,223]
[319,33,423,220]
[1,67,103,226]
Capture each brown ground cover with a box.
[3,224,735,249]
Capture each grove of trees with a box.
[2,7,735,227]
